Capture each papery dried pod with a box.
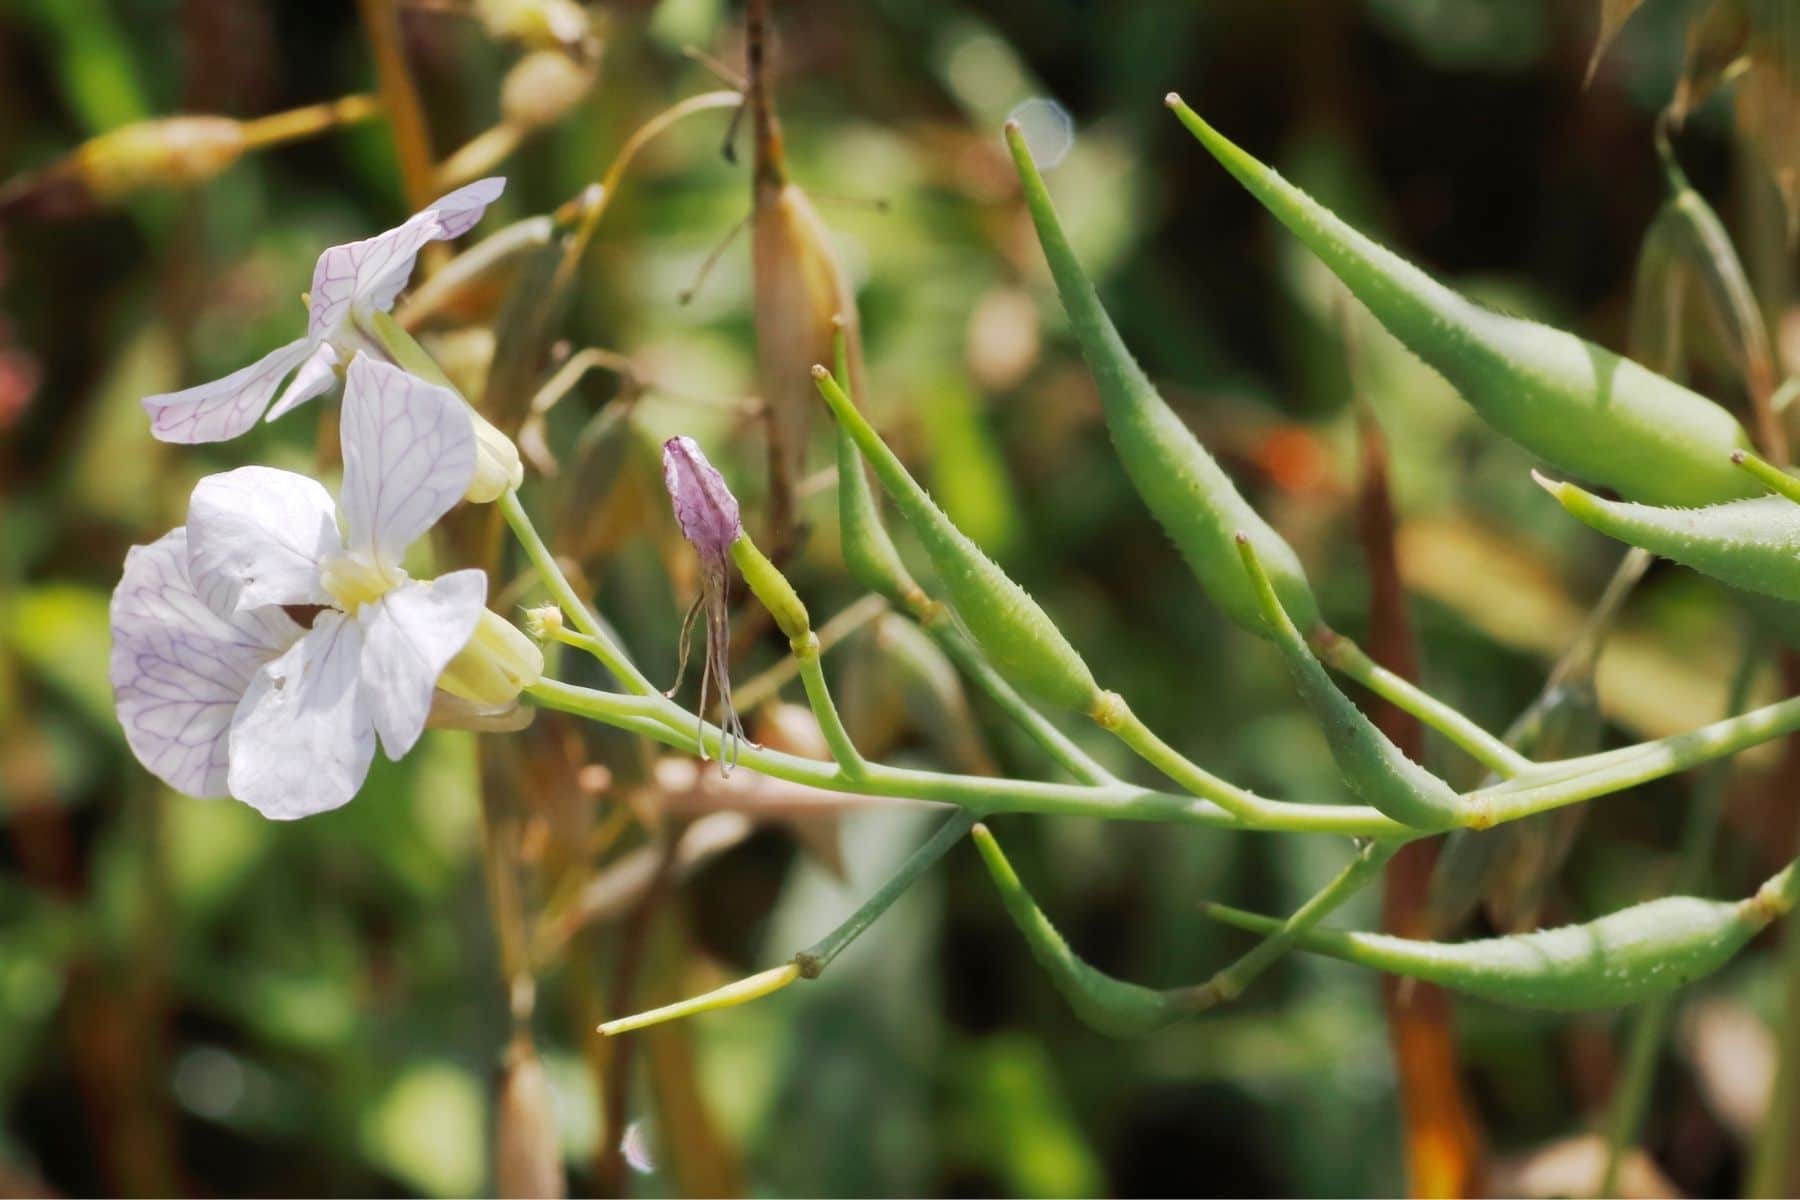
[748,0,865,546]
[495,1036,566,1199]
[1169,97,1759,507]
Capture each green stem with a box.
[1194,840,1401,1005]
[1600,637,1764,1197]
[795,637,867,779]
[1468,692,1800,828]
[794,810,979,976]
[498,488,656,696]
[1316,630,1531,778]
[525,678,1410,837]
[925,617,1117,786]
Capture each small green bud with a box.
[813,366,1101,713]
[730,533,811,646]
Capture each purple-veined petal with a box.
[661,435,742,560]
[356,570,487,758]
[306,177,506,342]
[142,336,313,444]
[339,355,477,564]
[110,529,301,798]
[264,341,340,423]
[186,466,342,616]
[227,611,375,820]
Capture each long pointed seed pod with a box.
[1168,95,1759,508]
[1238,534,1463,830]
[1206,856,1800,1010]
[1005,121,1319,636]
[830,326,931,613]
[749,0,865,546]
[813,367,1102,713]
[972,825,1188,1035]
[1538,472,1800,603]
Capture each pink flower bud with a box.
[662,436,742,561]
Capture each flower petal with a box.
[339,355,477,563]
[306,177,506,342]
[110,528,301,798]
[142,336,313,444]
[357,570,487,758]
[187,466,343,616]
[227,612,375,820]
[264,341,340,423]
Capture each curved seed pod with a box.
[972,824,1186,1036]
[1538,474,1800,603]
[830,329,930,613]
[1168,96,1758,508]
[1005,122,1319,636]
[1238,535,1462,830]
[1204,864,1797,1010]
[730,534,811,646]
[813,367,1102,713]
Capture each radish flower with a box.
[141,177,504,445]
[112,354,541,818]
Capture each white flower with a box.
[141,177,504,444]
[112,354,540,818]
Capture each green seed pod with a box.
[1539,474,1800,603]
[1005,121,1320,636]
[830,329,931,615]
[972,824,1185,1036]
[1238,536,1463,830]
[813,366,1102,713]
[1168,96,1758,508]
[1204,882,1787,1010]
[729,533,811,646]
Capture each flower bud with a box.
[77,116,247,201]
[500,50,596,131]
[523,604,564,640]
[662,436,742,561]
[476,0,592,49]
[467,408,526,503]
[439,609,545,707]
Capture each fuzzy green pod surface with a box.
[1540,475,1800,604]
[1205,891,1777,1010]
[1168,96,1758,508]
[1238,536,1463,830]
[813,367,1102,713]
[829,334,930,612]
[1005,120,1320,636]
[972,824,1185,1036]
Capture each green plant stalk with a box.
[923,617,1117,786]
[498,488,657,696]
[794,809,979,976]
[1194,839,1400,1005]
[1600,637,1764,1197]
[1313,629,1532,778]
[731,593,887,713]
[524,678,1411,837]
[1737,451,1800,505]
[1097,701,1327,827]
[1468,692,1800,827]
[794,635,867,779]
[1167,95,1758,508]
[1205,858,1800,1010]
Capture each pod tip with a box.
[1528,468,1562,496]
[1003,117,1021,135]
[831,312,847,331]
[809,363,830,380]
[1730,449,1748,465]
[1233,529,1250,545]
[1164,92,1183,109]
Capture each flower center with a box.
[320,554,404,613]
